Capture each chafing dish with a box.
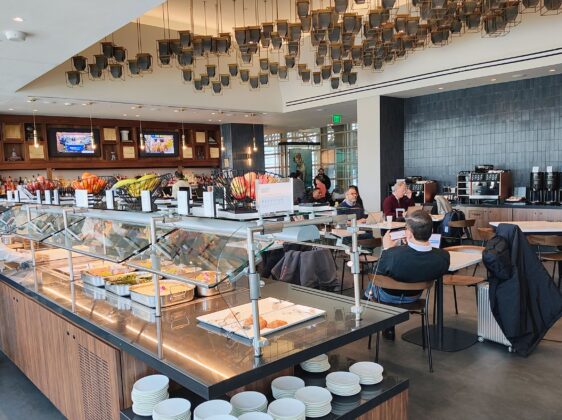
[130,280,195,308]
[103,271,152,296]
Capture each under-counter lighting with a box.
[43,286,117,325]
[438,87,444,90]
[8,108,14,111]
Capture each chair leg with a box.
[424,309,433,373]
[472,263,478,277]
[375,331,380,363]
[340,260,345,294]
[368,334,372,349]
[453,285,459,315]
[432,287,437,325]
[421,312,426,350]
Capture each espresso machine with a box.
[469,168,512,203]
[408,180,438,204]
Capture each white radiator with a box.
[477,282,513,351]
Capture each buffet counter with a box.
[0,261,409,420]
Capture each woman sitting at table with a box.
[383,181,415,221]
[366,210,450,339]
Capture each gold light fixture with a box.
[252,123,257,151]
[32,109,39,148]
[180,108,187,149]
[139,117,144,150]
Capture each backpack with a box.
[439,209,465,238]
[482,235,512,281]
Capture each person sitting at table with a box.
[383,181,415,220]
[366,210,450,340]
[337,186,367,224]
[349,185,364,208]
[303,188,329,204]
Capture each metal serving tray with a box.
[80,272,106,287]
[105,291,132,311]
[129,280,195,308]
[103,272,152,296]
[81,282,107,300]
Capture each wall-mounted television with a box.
[139,131,179,158]
[47,127,101,157]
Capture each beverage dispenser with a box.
[529,170,544,204]
[545,170,559,205]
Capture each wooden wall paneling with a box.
[3,123,24,141]
[356,389,408,420]
[512,208,534,221]
[0,283,15,358]
[120,351,156,408]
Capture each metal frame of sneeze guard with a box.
[246,213,363,358]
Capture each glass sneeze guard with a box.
[43,216,174,263]
[0,205,29,234]
[15,210,85,242]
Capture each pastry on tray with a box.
[243,316,268,329]
[267,320,288,329]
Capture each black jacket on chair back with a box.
[484,224,562,356]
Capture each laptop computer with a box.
[429,233,442,249]
[422,204,434,214]
[366,212,383,224]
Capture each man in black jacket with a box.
[366,210,450,339]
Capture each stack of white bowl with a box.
[131,374,170,416]
[193,400,233,420]
[238,413,274,420]
[152,398,191,420]
[267,398,306,420]
[230,391,268,417]
[299,354,330,373]
[294,386,332,418]
[349,361,384,385]
[271,376,305,399]
[325,371,361,397]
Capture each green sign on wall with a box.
[332,114,342,124]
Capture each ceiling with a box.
[1,0,560,132]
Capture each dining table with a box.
[358,221,406,231]
[401,250,483,352]
[489,221,562,233]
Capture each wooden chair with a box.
[477,227,495,246]
[447,219,476,244]
[527,235,562,287]
[441,245,485,316]
[340,237,382,294]
[366,274,435,372]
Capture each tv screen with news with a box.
[139,131,179,157]
[47,127,101,157]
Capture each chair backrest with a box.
[448,219,476,228]
[527,235,562,247]
[368,274,434,291]
[477,227,495,241]
[358,237,382,249]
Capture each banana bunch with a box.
[112,174,160,198]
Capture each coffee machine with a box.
[545,170,559,205]
[408,180,438,204]
[469,167,512,203]
[529,171,545,204]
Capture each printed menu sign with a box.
[256,179,294,215]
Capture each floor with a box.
[0,263,561,420]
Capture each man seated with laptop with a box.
[337,186,367,223]
[366,210,450,340]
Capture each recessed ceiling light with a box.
[122,114,127,117]
[511,74,525,78]
[8,108,14,111]
[26,98,36,103]
[208,119,212,122]
[150,108,158,111]
[174,109,179,113]
[262,112,268,115]
[131,106,136,110]
[549,68,556,72]
[316,108,324,112]
[64,102,73,106]
[42,100,54,104]
[218,119,222,122]
[490,78,497,81]
[81,103,87,106]
[13,17,24,22]
[33,109,38,112]
[244,114,249,117]
[211,112,216,115]
[135,114,140,117]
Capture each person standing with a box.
[383,181,415,220]
[316,168,331,192]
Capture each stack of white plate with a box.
[238,413,274,420]
[267,398,306,420]
[271,376,305,399]
[205,415,237,420]
[325,371,361,397]
[349,361,384,385]
[299,354,330,373]
[152,398,191,420]
[193,400,232,420]
[131,374,170,416]
[230,391,268,417]
[294,386,332,418]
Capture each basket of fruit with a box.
[71,173,116,196]
[212,170,281,212]
[22,176,60,199]
[112,173,173,211]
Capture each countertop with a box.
[454,202,562,210]
[0,267,408,399]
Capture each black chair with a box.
[367,274,435,372]
[340,238,382,293]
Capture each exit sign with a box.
[332,114,342,124]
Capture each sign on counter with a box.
[256,179,294,215]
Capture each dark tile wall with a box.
[380,96,405,202]
[404,74,562,189]
[220,123,265,171]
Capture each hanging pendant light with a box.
[88,103,96,151]
[32,109,39,148]
[139,117,144,150]
[181,109,187,149]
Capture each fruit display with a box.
[230,176,247,200]
[72,172,109,194]
[228,171,280,202]
[25,176,57,193]
[112,173,162,198]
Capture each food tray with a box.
[103,271,152,296]
[131,302,157,323]
[82,282,107,300]
[81,272,106,287]
[130,280,195,308]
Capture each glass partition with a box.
[15,210,84,241]
[0,205,29,234]
[43,216,173,263]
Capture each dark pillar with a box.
[380,96,405,205]
[220,123,265,171]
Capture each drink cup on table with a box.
[386,215,393,224]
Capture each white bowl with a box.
[153,398,192,418]
[230,391,268,413]
[133,374,169,394]
[238,413,274,420]
[194,400,232,419]
[267,398,306,419]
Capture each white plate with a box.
[327,384,362,397]
[271,376,305,393]
[153,398,192,418]
[133,374,170,394]
[267,398,306,419]
[358,375,383,385]
[194,400,232,419]
[349,361,384,377]
[230,391,268,413]
[326,371,360,387]
[238,413,274,420]
[205,415,237,420]
[294,386,332,406]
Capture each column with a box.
[357,96,382,211]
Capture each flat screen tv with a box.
[47,127,101,157]
[139,131,179,157]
